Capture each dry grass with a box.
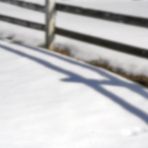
[89,60,148,87]
[51,46,148,87]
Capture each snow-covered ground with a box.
[0,0,148,77]
[0,41,148,148]
[54,0,148,77]
[0,1,45,46]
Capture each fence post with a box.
[45,0,56,49]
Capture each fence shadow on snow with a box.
[0,43,147,124]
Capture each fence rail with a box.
[56,3,148,59]
[56,27,148,59]
[0,1,148,59]
[0,14,45,30]
[0,0,45,12]
[56,3,148,28]
[0,0,55,48]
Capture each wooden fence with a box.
[55,3,148,59]
[0,1,148,59]
[0,0,55,48]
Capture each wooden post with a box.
[45,0,55,49]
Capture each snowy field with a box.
[0,41,148,148]
[0,0,148,77]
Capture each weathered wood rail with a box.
[56,3,148,28]
[0,0,55,47]
[0,0,45,12]
[0,1,148,59]
[55,3,148,59]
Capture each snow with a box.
[54,36,148,77]
[56,12,148,49]
[0,41,148,148]
[54,0,148,77]
[0,3,44,24]
[0,0,148,77]
[0,21,45,46]
[0,1,45,46]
